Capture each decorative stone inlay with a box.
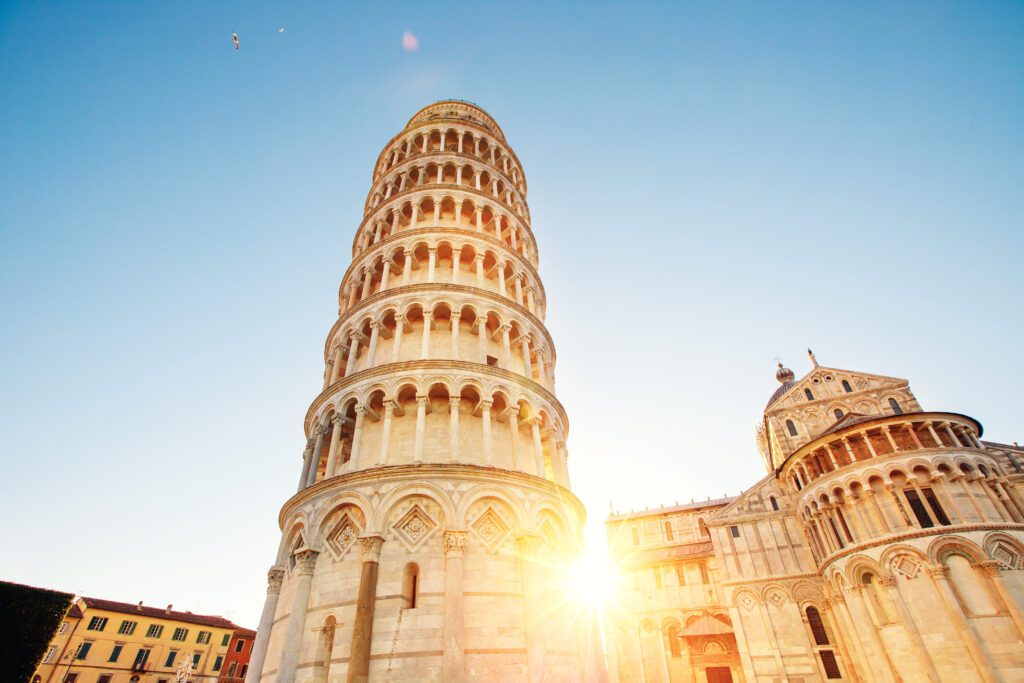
[767,590,786,607]
[991,542,1023,570]
[738,594,757,611]
[392,504,439,551]
[325,513,361,558]
[443,530,468,555]
[471,506,511,553]
[893,556,921,579]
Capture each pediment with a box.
[767,366,908,413]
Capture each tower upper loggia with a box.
[245,101,601,683]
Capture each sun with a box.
[564,549,623,611]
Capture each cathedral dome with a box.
[766,362,795,409]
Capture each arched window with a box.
[770,496,779,511]
[805,388,815,401]
[664,521,674,541]
[666,626,681,657]
[833,409,844,420]
[403,563,420,609]
[631,527,640,545]
[888,398,903,415]
[806,606,829,645]
[787,420,798,437]
[841,380,853,393]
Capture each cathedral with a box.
[244,101,601,683]
[605,353,1024,683]
[241,100,1024,682]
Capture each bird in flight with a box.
[232,32,240,50]
[277,27,285,33]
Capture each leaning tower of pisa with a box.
[244,101,595,683]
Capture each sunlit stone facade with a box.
[246,101,597,683]
[607,355,1024,683]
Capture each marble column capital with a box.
[515,532,543,555]
[359,535,385,563]
[293,549,319,576]
[267,567,286,593]
[926,563,949,579]
[443,530,468,556]
[975,560,1003,577]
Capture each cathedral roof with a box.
[765,381,795,410]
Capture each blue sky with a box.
[2,1,1021,626]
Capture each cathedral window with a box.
[888,398,903,415]
[787,420,798,437]
[403,563,420,609]
[842,380,853,393]
[666,626,681,657]
[805,388,814,401]
[664,521,674,541]
[819,650,842,679]
[730,525,740,538]
[770,496,779,511]
[833,409,844,420]
[922,488,951,525]
[806,607,829,645]
[903,488,934,528]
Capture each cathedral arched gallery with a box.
[244,101,1024,682]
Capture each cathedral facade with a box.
[605,355,1024,682]
[244,102,598,683]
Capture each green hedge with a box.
[0,581,74,682]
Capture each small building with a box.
[32,595,251,683]
[219,627,256,682]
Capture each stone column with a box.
[925,564,996,682]
[347,536,384,683]
[449,397,461,461]
[450,312,461,361]
[402,250,413,286]
[428,246,437,281]
[390,315,406,363]
[555,440,571,487]
[348,405,367,470]
[497,261,507,295]
[499,324,512,368]
[332,345,344,384]
[360,266,373,299]
[414,395,429,462]
[530,417,545,478]
[517,533,546,683]
[324,414,345,480]
[505,407,520,470]
[824,595,865,683]
[378,400,396,465]
[879,574,940,681]
[442,530,468,683]
[277,549,319,683]
[322,359,335,391]
[520,335,533,378]
[525,287,536,314]
[480,399,493,464]
[380,258,391,291]
[244,567,285,683]
[513,274,524,304]
[476,319,488,362]
[475,254,485,287]
[297,442,314,492]
[345,332,360,377]
[452,249,462,282]
[845,586,897,679]
[306,426,326,488]
[421,311,433,359]
[366,321,381,368]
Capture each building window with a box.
[227,662,238,677]
[820,650,842,678]
[888,398,903,415]
[842,380,853,393]
[675,564,687,586]
[192,653,201,668]
[87,617,108,632]
[146,624,164,639]
[109,644,123,662]
[118,620,137,636]
[234,639,245,653]
[903,488,934,528]
[98,676,112,683]
[664,521,674,541]
[58,621,69,635]
[165,650,177,667]
[730,525,739,538]
[922,488,951,525]
[770,496,779,511]
[833,409,844,420]
[240,665,248,677]
[806,607,829,645]
[805,388,814,401]
[43,645,58,663]
[222,634,231,647]
[214,655,223,671]
[403,563,420,609]
[787,420,798,437]
[62,676,77,683]
[76,642,92,659]
[698,518,709,537]
[172,628,188,642]
[197,630,211,644]
[698,563,709,584]
[631,527,639,545]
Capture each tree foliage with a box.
[0,581,74,682]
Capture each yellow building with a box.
[33,596,245,683]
